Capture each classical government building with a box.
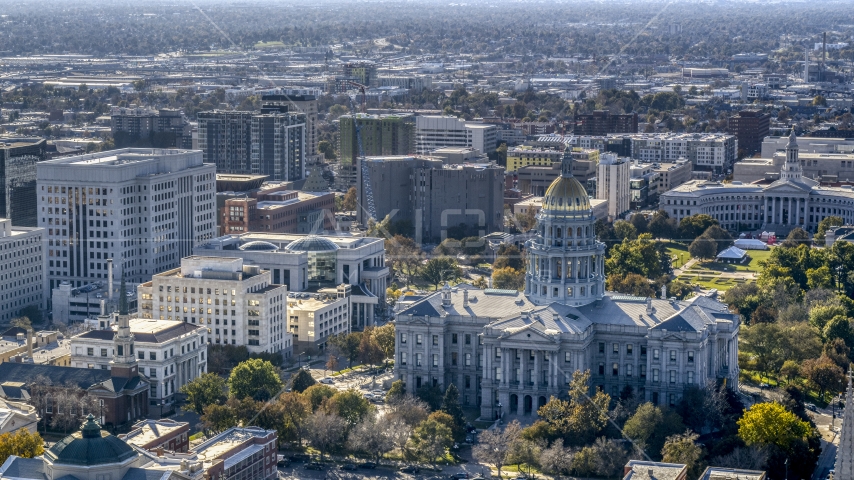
[394,152,740,420]
[660,132,854,234]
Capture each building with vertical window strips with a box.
[36,149,217,295]
[394,150,740,420]
[137,256,291,357]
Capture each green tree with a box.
[421,257,461,290]
[276,392,311,446]
[661,431,705,479]
[816,216,844,240]
[372,323,396,361]
[493,244,524,271]
[303,384,336,411]
[737,402,811,450]
[492,267,525,291]
[328,331,363,367]
[781,227,811,248]
[740,322,786,380]
[614,220,638,241]
[386,380,406,403]
[678,214,719,242]
[780,360,801,384]
[823,315,854,345]
[807,266,835,290]
[536,370,610,446]
[648,210,676,239]
[689,234,718,259]
[607,272,655,297]
[200,404,237,435]
[441,384,466,440]
[180,372,226,414]
[605,234,669,279]
[328,104,349,119]
[291,369,316,393]
[0,428,44,465]
[408,418,454,466]
[623,402,686,458]
[358,326,386,369]
[227,359,283,401]
[809,304,846,332]
[342,187,357,212]
[324,389,373,427]
[801,355,845,399]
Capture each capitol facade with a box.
[394,152,740,420]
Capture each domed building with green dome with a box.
[394,151,742,421]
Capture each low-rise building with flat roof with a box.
[120,419,190,453]
[287,285,352,350]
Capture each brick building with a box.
[575,111,638,136]
[728,109,771,156]
[221,184,334,234]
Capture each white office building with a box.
[36,149,217,294]
[70,317,207,413]
[660,132,854,234]
[0,218,45,322]
[596,153,631,219]
[577,133,737,174]
[415,116,498,155]
[137,256,291,355]
[194,233,388,327]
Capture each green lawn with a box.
[254,40,286,48]
[677,274,746,291]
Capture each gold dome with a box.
[542,175,591,213]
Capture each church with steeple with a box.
[395,149,741,421]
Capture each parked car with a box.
[363,392,375,400]
[341,463,358,471]
[359,461,377,469]
[319,377,335,385]
[304,462,324,470]
[450,474,469,479]
[276,455,290,468]
[289,453,311,462]
[759,382,770,389]
[806,403,818,412]
[400,465,420,473]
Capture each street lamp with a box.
[297,352,305,368]
[496,401,503,421]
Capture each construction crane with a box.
[347,81,368,114]
[346,81,377,220]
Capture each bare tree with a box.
[347,412,395,463]
[472,420,522,479]
[305,411,346,460]
[50,384,85,434]
[711,446,768,471]
[386,395,429,426]
[540,438,575,477]
[385,416,416,461]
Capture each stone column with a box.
[534,352,541,388]
[550,352,557,389]
[502,349,508,386]
[764,197,768,224]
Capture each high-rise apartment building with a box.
[137,256,290,355]
[343,61,378,87]
[415,116,498,156]
[728,109,771,157]
[338,114,416,188]
[37,149,217,293]
[251,104,306,181]
[197,111,254,174]
[0,138,47,227]
[574,111,638,136]
[198,106,307,181]
[0,218,45,322]
[111,108,192,149]
[596,153,631,219]
[261,94,319,161]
